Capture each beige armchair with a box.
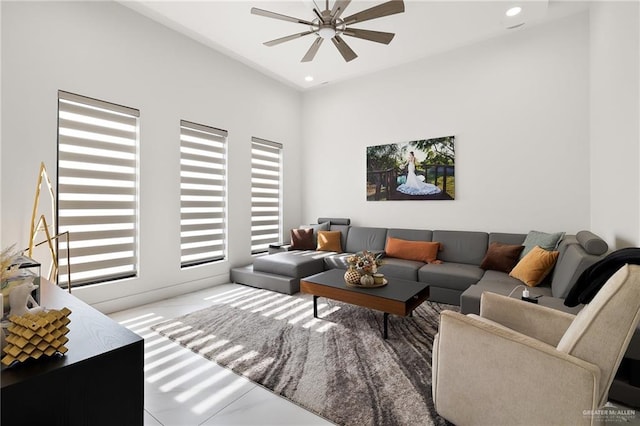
[432,264,640,426]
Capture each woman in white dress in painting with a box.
[397,151,441,195]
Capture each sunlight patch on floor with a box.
[145,341,183,359]
[140,331,163,344]
[226,350,259,369]
[175,368,237,403]
[145,347,190,371]
[275,300,313,320]
[159,361,216,392]
[192,377,250,415]
[250,293,294,313]
[214,344,245,362]
[162,325,193,337]
[147,353,201,383]
[205,288,257,304]
[185,333,216,349]
[229,290,275,308]
[117,312,156,325]
[203,287,253,301]
[153,321,184,332]
[174,329,204,343]
[261,298,305,317]
[289,303,328,325]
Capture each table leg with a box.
[313,295,318,318]
[383,312,389,339]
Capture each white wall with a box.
[589,1,640,248]
[1,1,302,312]
[302,13,591,234]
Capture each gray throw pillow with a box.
[520,230,565,258]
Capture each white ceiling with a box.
[119,0,590,90]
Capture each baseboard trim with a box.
[91,274,231,314]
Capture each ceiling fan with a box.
[251,0,405,63]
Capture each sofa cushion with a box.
[460,275,553,315]
[520,230,564,258]
[290,228,315,250]
[432,230,488,265]
[510,246,559,286]
[480,242,524,273]
[345,227,388,254]
[378,258,423,281]
[479,270,533,288]
[385,237,439,263]
[317,230,342,253]
[419,262,485,291]
[488,232,526,246]
[323,253,351,270]
[387,228,433,242]
[253,251,325,278]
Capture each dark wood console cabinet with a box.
[1,280,144,425]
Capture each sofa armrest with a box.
[433,310,600,426]
[480,291,576,347]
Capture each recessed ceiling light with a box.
[506,6,522,17]
[305,75,314,82]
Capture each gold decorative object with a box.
[1,308,71,366]
[27,162,72,292]
[344,267,361,285]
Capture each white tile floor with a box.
[108,283,333,426]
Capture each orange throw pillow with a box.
[316,231,342,253]
[509,245,559,287]
[385,237,439,263]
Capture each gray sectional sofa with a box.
[231,217,608,309]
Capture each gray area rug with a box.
[151,286,457,425]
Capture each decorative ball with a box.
[344,268,361,285]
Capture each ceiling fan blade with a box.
[264,31,317,47]
[330,0,352,20]
[251,7,315,26]
[331,35,357,62]
[342,0,404,25]
[301,37,324,62]
[313,8,325,23]
[342,28,395,44]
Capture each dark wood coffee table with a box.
[300,269,430,339]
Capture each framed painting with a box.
[366,136,455,201]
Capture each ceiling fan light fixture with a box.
[319,26,337,40]
[505,6,522,17]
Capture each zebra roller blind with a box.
[180,120,227,267]
[57,91,139,286]
[251,137,282,254]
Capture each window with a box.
[251,137,282,254]
[180,120,227,267]
[57,91,139,286]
